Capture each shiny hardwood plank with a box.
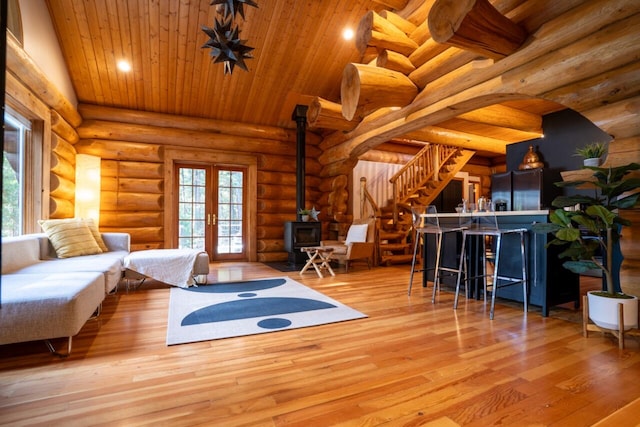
[0,263,639,426]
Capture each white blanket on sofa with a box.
[124,249,204,288]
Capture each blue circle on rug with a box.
[238,293,257,298]
[258,318,292,329]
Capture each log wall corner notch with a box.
[428,0,528,60]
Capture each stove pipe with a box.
[291,104,308,220]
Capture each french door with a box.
[176,163,247,261]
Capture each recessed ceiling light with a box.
[117,60,131,72]
[342,28,354,41]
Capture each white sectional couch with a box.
[0,232,130,355]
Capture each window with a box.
[2,110,31,237]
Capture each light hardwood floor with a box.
[1,263,639,426]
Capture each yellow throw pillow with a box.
[38,218,103,258]
[82,218,109,252]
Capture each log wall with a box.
[76,104,322,260]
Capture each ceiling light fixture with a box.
[203,0,258,75]
[342,28,354,41]
[211,0,258,20]
[117,60,131,72]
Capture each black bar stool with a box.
[454,212,528,319]
[408,205,466,300]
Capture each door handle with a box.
[208,213,216,226]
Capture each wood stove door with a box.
[175,164,247,261]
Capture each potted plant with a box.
[298,208,311,222]
[574,142,607,167]
[533,162,640,331]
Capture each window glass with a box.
[2,112,30,237]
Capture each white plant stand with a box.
[583,295,640,349]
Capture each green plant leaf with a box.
[531,222,562,234]
[586,205,616,227]
[562,260,600,274]
[611,191,640,209]
[549,209,573,226]
[571,214,598,233]
[556,227,581,242]
[551,195,597,207]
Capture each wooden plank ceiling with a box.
[45,0,564,156]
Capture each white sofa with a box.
[0,232,130,355]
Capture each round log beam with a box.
[307,97,358,132]
[101,211,163,228]
[50,153,75,181]
[101,176,164,194]
[256,225,284,240]
[341,63,417,121]
[101,191,163,211]
[76,139,163,163]
[78,103,298,143]
[257,199,296,213]
[377,50,416,74]
[379,10,417,35]
[101,160,163,179]
[428,0,528,59]
[50,173,75,200]
[51,134,77,165]
[257,239,285,253]
[51,110,79,144]
[356,11,419,56]
[49,196,74,218]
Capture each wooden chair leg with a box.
[583,295,589,338]
[618,302,625,350]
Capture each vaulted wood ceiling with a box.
[45,0,564,157]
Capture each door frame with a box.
[164,147,258,261]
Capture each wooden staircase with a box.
[376,144,475,265]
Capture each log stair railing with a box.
[377,144,474,265]
[390,144,474,219]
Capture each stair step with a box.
[380,231,405,240]
[380,243,411,251]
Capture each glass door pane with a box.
[216,168,245,259]
[177,166,207,250]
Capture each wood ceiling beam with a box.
[5,34,82,126]
[456,104,542,134]
[541,62,640,113]
[403,126,509,154]
[438,118,543,142]
[428,0,528,60]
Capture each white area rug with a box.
[166,277,367,345]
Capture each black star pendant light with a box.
[211,0,258,20]
[202,0,258,74]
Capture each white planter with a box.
[587,291,638,331]
[300,215,310,222]
[583,158,601,167]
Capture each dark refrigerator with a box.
[491,171,512,211]
[491,169,557,211]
